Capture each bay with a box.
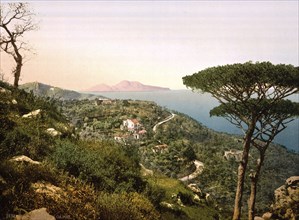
[92,90,299,152]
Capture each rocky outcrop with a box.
[160,201,176,209]
[0,86,11,94]
[187,183,202,195]
[15,208,55,220]
[262,212,272,220]
[285,176,299,186]
[22,109,42,118]
[257,176,299,220]
[224,149,243,162]
[10,155,40,165]
[46,128,61,137]
[270,176,299,220]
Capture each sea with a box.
[92,90,299,152]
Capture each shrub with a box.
[178,191,194,206]
[97,192,160,220]
[0,120,55,160]
[0,160,99,219]
[52,139,146,193]
[143,183,166,208]
[0,160,60,217]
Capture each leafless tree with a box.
[0,2,38,87]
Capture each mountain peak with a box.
[86,80,170,92]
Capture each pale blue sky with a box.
[1,0,298,90]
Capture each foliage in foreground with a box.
[52,139,146,193]
[1,79,298,219]
[0,81,218,219]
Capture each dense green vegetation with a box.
[52,139,145,193]
[60,90,299,217]
[0,80,298,219]
[0,81,158,219]
[0,81,219,219]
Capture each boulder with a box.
[262,212,272,220]
[286,176,299,186]
[177,197,184,207]
[193,194,201,203]
[253,217,263,220]
[160,201,175,209]
[46,128,61,137]
[0,87,11,94]
[22,109,42,118]
[15,208,55,220]
[187,183,202,194]
[12,99,18,104]
[10,155,40,165]
[274,185,286,205]
[271,176,299,220]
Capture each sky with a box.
[1,0,298,90]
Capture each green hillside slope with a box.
[61,94,299,217]
[20,82,106,100]
[0,81,223,219]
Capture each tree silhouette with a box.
[183,61,299,220]
[0,2,38,87]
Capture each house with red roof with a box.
[123,119,141,131]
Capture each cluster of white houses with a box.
[122,119,141,131]
[114,119,172,156]
[114,119,147,143]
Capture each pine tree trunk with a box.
[233,124,255,220]
[248,152,264,220]
[233,143,250,220]
[248,176,257,220]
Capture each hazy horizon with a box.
[1,0,298,90]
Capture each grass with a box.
[145,174,219,220]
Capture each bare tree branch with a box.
[0,2,38,87]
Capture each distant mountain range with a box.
[20,82,106,100]
[85,80,170,92]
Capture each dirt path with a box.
[151,112,204,182]
[179,160,204,182]
[153,113,175,132]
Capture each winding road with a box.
[152,113,204,182]
[153,113,176,132]
[179,160,204,182]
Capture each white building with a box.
[123,119,140,131]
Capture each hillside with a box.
[0,81,220,219]
[61,95,299,217]
[20,82,106,100]
[86,80,171,92]
[1,80,298,219]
